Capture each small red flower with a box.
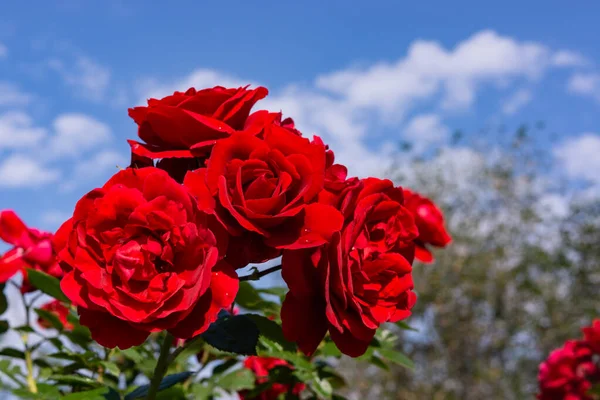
[537,340,600,400]
[54,167,238,349]
[402,189,451,263]
[239,356,306,399]
[0,210,62,293]
[37,300,73,331]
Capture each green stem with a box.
[23,334,37,393]
[238,264,282,281]
[146,333,174,400]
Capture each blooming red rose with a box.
[402,189,451,263]
[537,340,600,400]
[37,300,73,331]
[128,86,268,160]
[583,320,600,354]
[239,356,306,400]
[54,167,238,349]
[0,210,62,293]
[281,178,418,357]
[183,125,327,262]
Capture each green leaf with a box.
[377,348,414,370]
[64,324,93,347]
[61,387,119,400]
[100,361,120,377]
[395,321,418,332]
[368,355,390,371]
[312,377,333,399]
[0,320,8,334]
[124,371,193,400]
[35,308,64,331]
[0,347,25,359]
[214,368,255,392]
[191,384,213,400]
[256,287,287,298]
[13,384,62,399]
[201,314,259,355]
[155,387,186,400]
[319,341,342,357]
[13,325,35,333]
[212,358,238,376]
[50,374,100,388]
[120,348,143,364]
[246,314,296,352]
[235,282,279,313]
[26,269,69,302]
[0,284,7,315]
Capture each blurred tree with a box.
[339,126,600,399]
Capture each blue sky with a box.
[1,1,600,235]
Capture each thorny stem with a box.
[146,332,174,400]
[238,264,282,282]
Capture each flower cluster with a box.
[49,85,452,355]
[538,320,600,399]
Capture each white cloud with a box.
[554,133,600,183]
[403,114,450,151]
[502,89,533,115]
[137,68,250,106]
[567,73,600,102]
[40,210,71,230]
[0,82,32,107]
[551,50,588,67]
[0,42,7,58]
[0,112,47,149]
[49,56,111,101]
[0,154,60,188]
[49,113,112,157]
[316,30,572,114]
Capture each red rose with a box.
[37,300,73,331]
[128,86,268,160]
[183,125,327,262]
[583,320,600,354]
[402,189,451,263]
[281,178,418,357]
[239,356,306,400]
[537,340,600,400]
[0,210,62,293]
[54,167,238,349]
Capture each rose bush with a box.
[0,84,453,400]
[54,167,238,349]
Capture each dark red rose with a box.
[239,356,306,400]
[537,340,600,400]
[37,300,73,331]
[583,320,600,354]
[402,189,451,263]
[128,86,268,160]
[54,167,238,349]
[281,178,418,357]
[0,210,62,293]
